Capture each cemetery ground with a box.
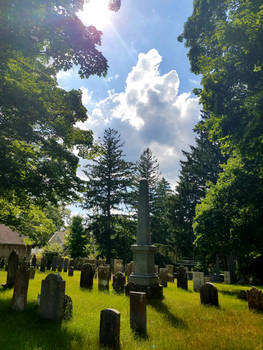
[0,271,262,350]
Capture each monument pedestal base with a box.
[125,282,163,299]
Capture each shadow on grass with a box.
[0,299,84,350]
[148,300,188,329]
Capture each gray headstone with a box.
[130,291,147,334]
[166,265,174,282]
[224,271,231,284]
[68,266,74,277]
[125,262,133,278]
[113,272,126,293]
[177,266,188,290]
[12,263,30,311]
[193,272,204,292]
[31,255,37,267]
[98,266,110,291]
[39,273,65,322]
[40,258,46,272]
[2,251,19,288]
[200,282,219,307]
[63,258,69,273]
[100,308,120,348]
[51,256,58,271]
[57,257,63,272]
[113,259,123,274]
[247,287,263,312]
[159,268,168,287]
[80,263,94,289]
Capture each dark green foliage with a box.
[180,0,263,278]
[67,216,87,258]
[82,128,135,262]
[168,118,226,258]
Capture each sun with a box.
[78,0,113,30]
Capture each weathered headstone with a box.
[63,258,69,273]
[224,271,231,284]
[12,263,30,311]
[39,274,65,322]
[68,266,74,276]
[2,251,19,288]
[80,263,94,289]
[31,255,37,268]
[113,259,123,274]
[155,265,159,274]
[98,265,110,291]
[193,271,205,292]
[40,258,46,272]
[46,258,51,271]
[166,265,174,282]
[127,179,163,299]
[200,282,219,307]
[113,272,126,293]
[100,309,120,348]
[177,266,188,290]
[29,267,36,279]
[159,268,169,287]
[247,287,263,312]
[125,261,133,278]
[57,257,63,272]
[51,255,58,271]
[130,291,147,334]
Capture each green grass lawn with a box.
[0,270,262,350]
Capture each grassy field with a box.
[0,270,262,350]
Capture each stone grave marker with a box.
[193,272,205,292]
[125,261,133,279]
[57,257,63,272]
[166,265,174,282]
[80,263,94,289]
[154,265,159,274]
[130,291,147,334]
[113,259,123,274]
[63,258,69,273]
[127,179,163,299]
[29,267,35,279]
[68,266,74,277]
[12,263,30,311]
[98,265,110,291]
[247,287,263,312]
[0,257,5,269]
[200,282,219,307]
[113,272,126,293]
[2,250,19,288]
[177,266,188,290]
[224,271,231,284]
[31,255,37,268]
[159,268,169,287]
[39,273,65,322]
[51,255,58,271]
[100,308,120,348]
[63,295,73,320]
[40,257,46,272]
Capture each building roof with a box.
[48,231,67,246]
[0,224,26,245]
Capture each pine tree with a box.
[67,216,87,258]
[82,128,134,262]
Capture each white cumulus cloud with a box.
[78,49,201,186]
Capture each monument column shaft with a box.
[137,179,151,245]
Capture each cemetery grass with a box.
[0,271,262,350]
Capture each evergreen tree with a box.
[82,128,134,262]
[67,216,87,258]
[168,119,226,258]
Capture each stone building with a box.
[0,224,31,261]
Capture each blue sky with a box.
[58,0,201,195]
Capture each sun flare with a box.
[78,0,113,30]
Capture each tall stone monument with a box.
[126,179,163,299]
